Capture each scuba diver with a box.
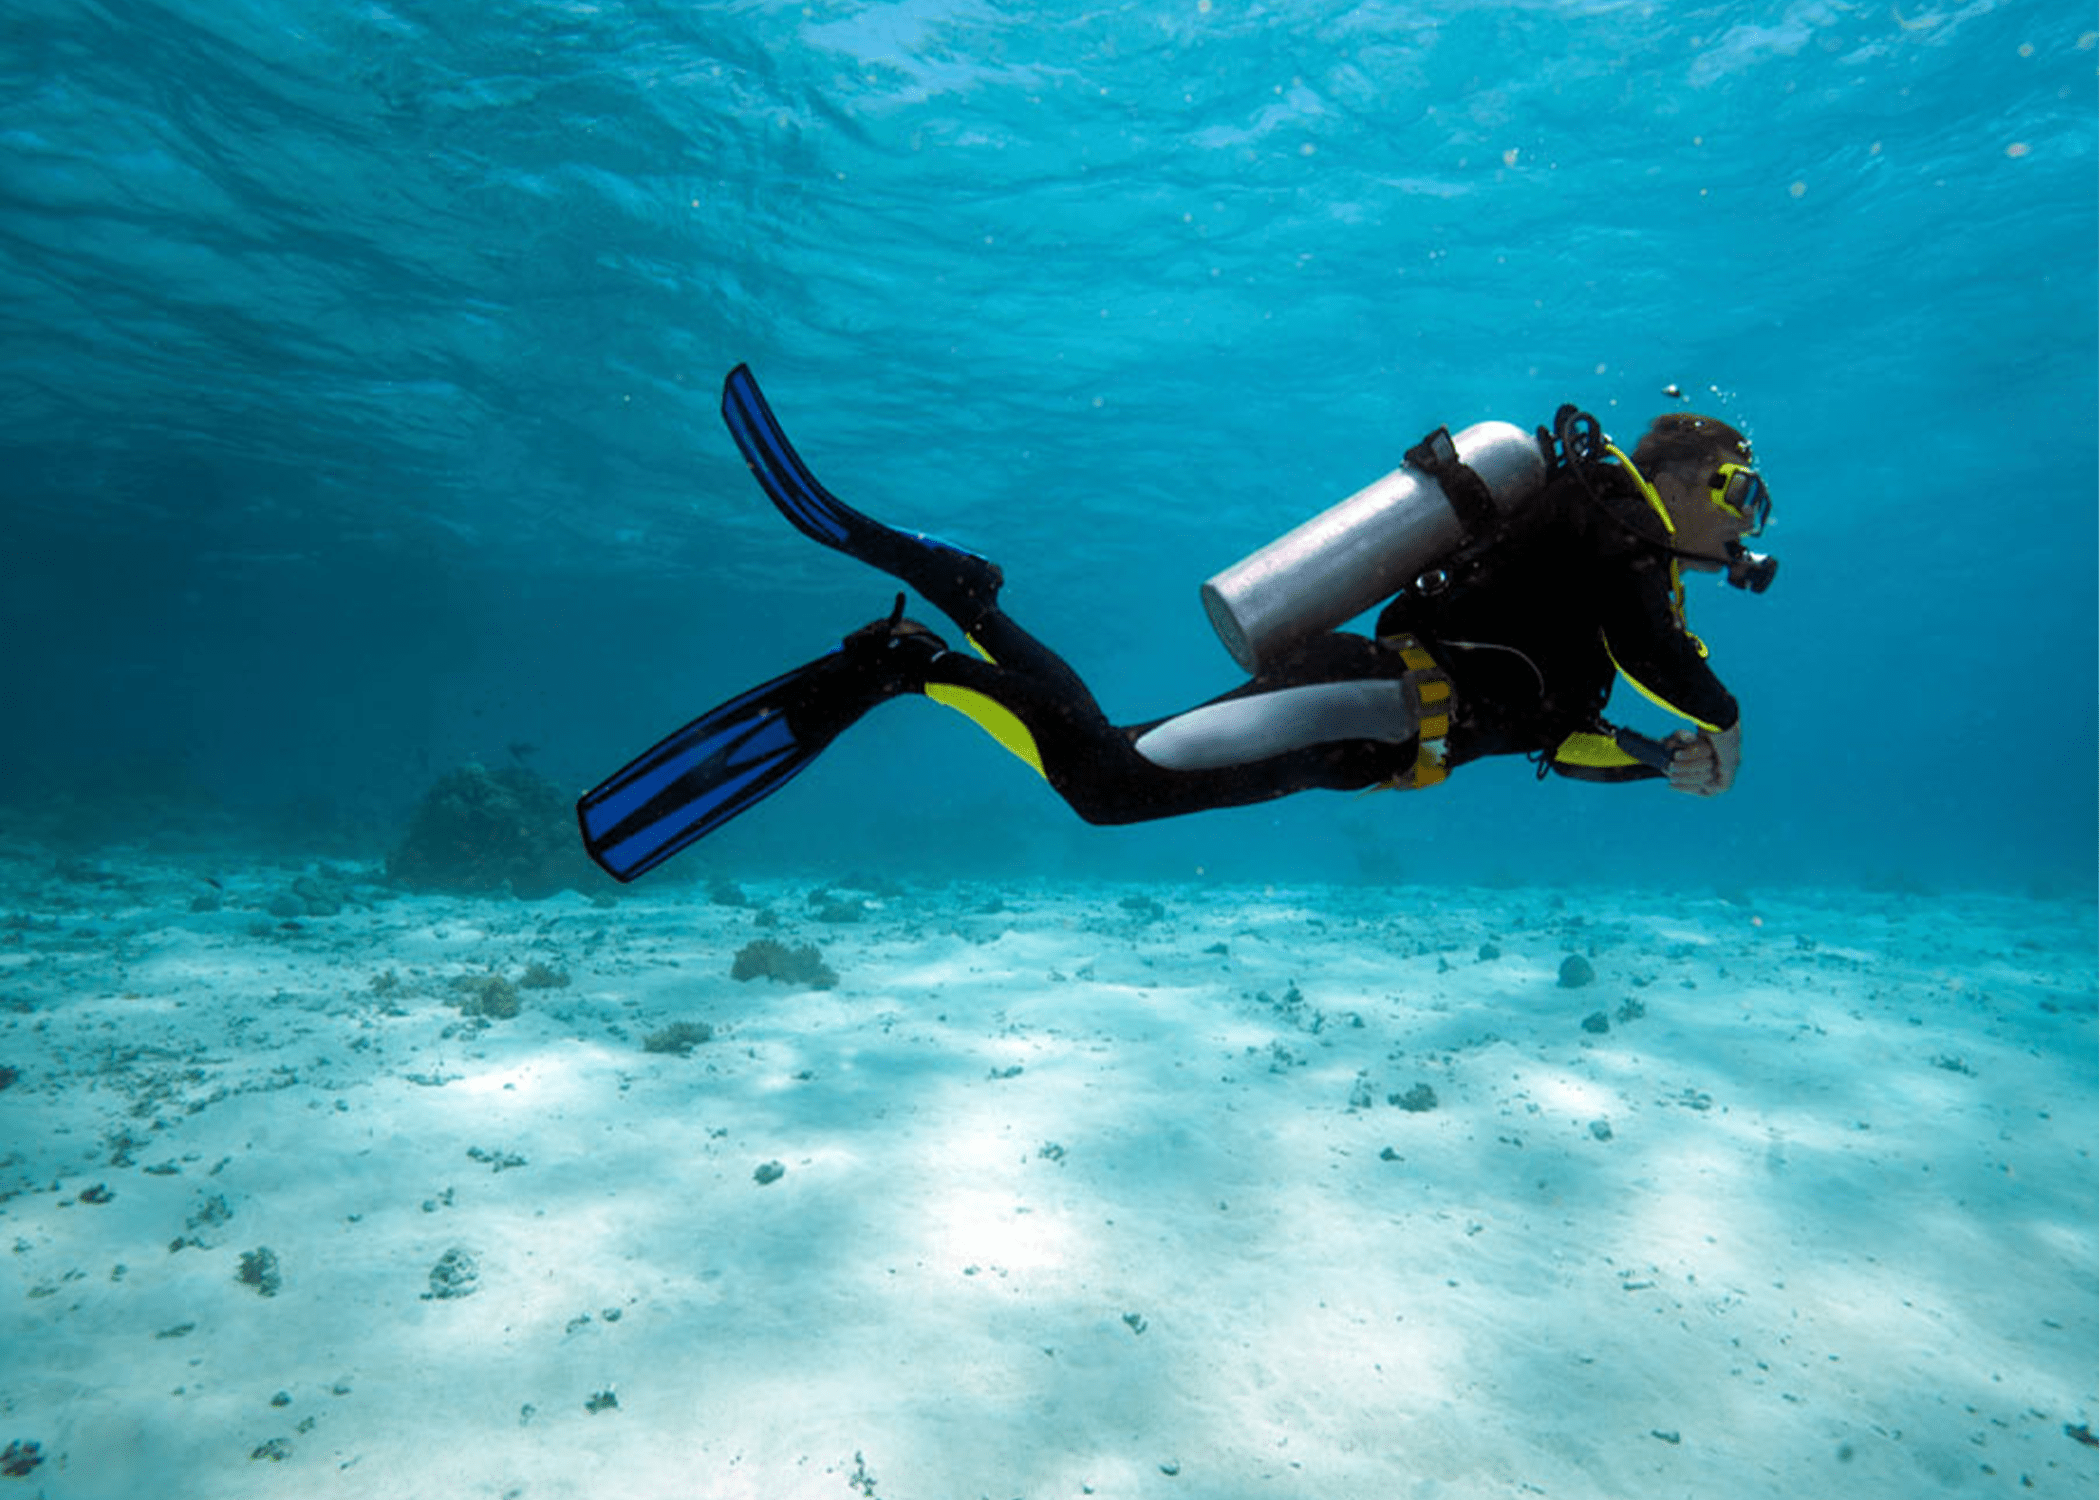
[579,366,1776,881]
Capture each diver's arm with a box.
[1595,555,1744,795]
[1597,556,1740,732]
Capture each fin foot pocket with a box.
[722,364,1004,626]
[841,593,951,687]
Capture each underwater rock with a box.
[0,1065,16,1092]
[642,1021,714,1056]
[808,891,863,924]
[1581,1011,1611,1034]
[453,974,521,1020]
[388,763,594,899]
[1119,893,1167,924]
[1256,981,1336,1034]
[707,877,749,907]
[424,1247,480,1300]
[838,870,906,898]
[252,866,362,921]
[753,1161,785,1186]
[730,938,838,990]
[1558,954,1596,988]
[236,1247,282,1297]
[1,1442,44,1477]
[1391,1083,1439,1113]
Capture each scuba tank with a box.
[1200,420,1552,673]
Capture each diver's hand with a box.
[1666,723,1741,797]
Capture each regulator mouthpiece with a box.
[1725,544,1778,594]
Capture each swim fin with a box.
[577,602,946,881]
[721,363,1004,626]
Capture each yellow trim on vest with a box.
[1603,442,1673,535]
[924,683,1048,779]
[1604,441,1690,630]
[1552,730,1644,769]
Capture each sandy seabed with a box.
[2,846,2094,1500]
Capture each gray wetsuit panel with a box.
[1132,680,1417,772]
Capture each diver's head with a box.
[1632,413,1772,582]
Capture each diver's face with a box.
[1658,458,1754,568]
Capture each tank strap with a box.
[1404,426,1500,538]
[1376,633,1452,791]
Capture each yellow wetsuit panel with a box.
[924,683,1048,779]
[1552,730,1645,769]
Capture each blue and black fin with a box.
[577,655,851,882]
[721,363,1004,627]
[578,602,947,881]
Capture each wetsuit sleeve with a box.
[1596,555,1740,732]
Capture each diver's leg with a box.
[920,630,1422,825]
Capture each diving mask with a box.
[1708,463,1771,535]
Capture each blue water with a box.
[2,0,2093,891]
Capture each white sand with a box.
[2,847,2094,1499]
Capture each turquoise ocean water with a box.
[2,0,2094,891]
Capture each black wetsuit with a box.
[913,463,1738,825]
